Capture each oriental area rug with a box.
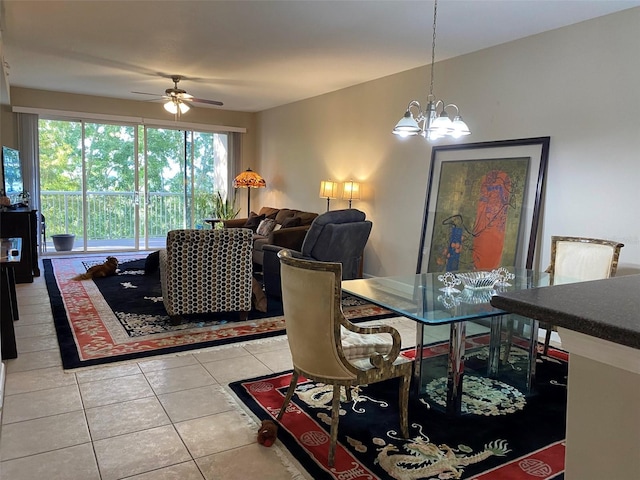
[44,255,394,369]
[230,347,569,480]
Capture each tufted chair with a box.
[275,250,412,467]
[541,235,624,354]
[159,228,253,324]
[262,208,372,298]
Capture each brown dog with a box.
[72,256,119,280]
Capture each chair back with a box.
[161,228,253,315]
[301,208,372,280]
[550,236,624,284]
[278,250,356,381]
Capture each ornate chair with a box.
[275,249,412,467]
[262,208,372,298]
[159,229,253,324]
[542,235,624,353]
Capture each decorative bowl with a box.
[455,271,500,291]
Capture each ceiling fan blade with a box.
[131,91,163,97]
[189,97,224,106]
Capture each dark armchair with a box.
[262,208,372,298]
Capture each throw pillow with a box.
[281,216,302,229]
[144,250,160,275]
[256,218,277,236]
[243,212,265,232]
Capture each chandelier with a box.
[392,0,471,141]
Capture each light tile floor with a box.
[0,264,441,480]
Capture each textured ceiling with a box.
[1,0,639,112]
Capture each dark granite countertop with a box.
[490,274,640,350]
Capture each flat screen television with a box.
[1,146,24,198]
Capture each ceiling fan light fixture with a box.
[163,100,178,114]
[178,101,190,114]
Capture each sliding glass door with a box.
[39,119,231,252]
[142,127,231,248]
[39,119,139,252]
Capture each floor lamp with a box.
[233,168,266,214]
[319,180,338,212]
[342,181,361,208]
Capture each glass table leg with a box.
[446,321,466,416]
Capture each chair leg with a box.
[399,373,410,438]
[277,371,299,421]
[328,384,341,467]
[345,386,352,402]
[543,328,552,356]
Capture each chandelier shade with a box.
[392,0,471,141]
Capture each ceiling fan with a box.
[132,75,223,115]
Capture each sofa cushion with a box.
[295,211,318,226]
[256,218,278,236]
[281,216,302,229]
[258,206,280,219]
[243,212,265,231]
[275,208,297,224]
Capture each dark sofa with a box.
[223,206,318,268]
[262,208,372,297]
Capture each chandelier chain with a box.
[429,0,438,96]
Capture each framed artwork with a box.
[416,137,550,273]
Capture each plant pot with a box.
[52,234,75,252]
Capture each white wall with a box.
[256,8,640,277]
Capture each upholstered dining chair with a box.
[275,249,413,467]
[542,235,624,354]
[159,228,253,324]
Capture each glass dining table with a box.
[342,268,554,416]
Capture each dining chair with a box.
[542,235,624,354]
[275,249,413,467]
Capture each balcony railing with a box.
[41,191,212,243]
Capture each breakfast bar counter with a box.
[491,274,640,480]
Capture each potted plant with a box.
[211,191,240,228]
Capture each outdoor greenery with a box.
[38,119,233,242]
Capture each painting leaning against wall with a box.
[416,137,550,275]
[427,157,530,272]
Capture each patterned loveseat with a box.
[159,228,253,323]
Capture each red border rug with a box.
[44,256,394,369]
[230,347,568,480]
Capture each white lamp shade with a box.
[451,116,471,137]
[392,112,421,137]
[164,99,190,115]
[342,181,361,201]
[164,101,178,114]
[319,180,339,199]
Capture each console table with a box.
[0,208,40,283]
[491,275,640,479]
[343,268,554,415]
[1,237,21,359]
